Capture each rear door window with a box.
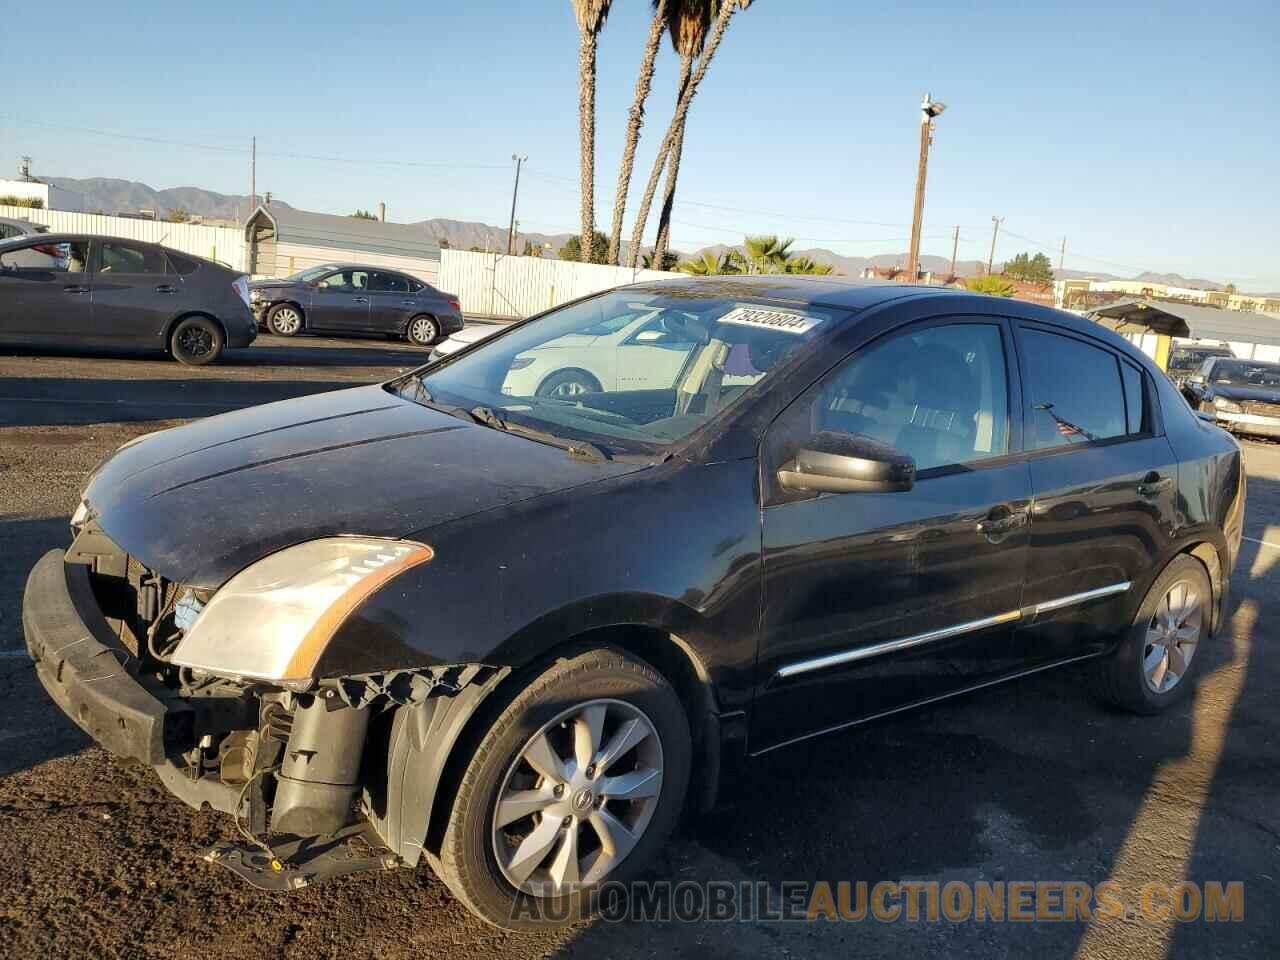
[98,242,168,275]
[369,271,409,293]
[1020,328,1135,449]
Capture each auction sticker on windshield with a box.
[718,307,825,335]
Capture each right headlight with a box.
[170,537,433,684]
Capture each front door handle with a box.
[154,284,177,294]
[63,284,90,295]
[352,296,369,303]
[976,509,1028,540]
[1137,473,1173,497]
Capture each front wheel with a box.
[170,316,224,366]
[535,368,602,400]
[1093,554,1211,714]
[435,647,691,930]
[407,314,440,346]
[266,303,304,336]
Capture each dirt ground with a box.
[2,336,1277,959]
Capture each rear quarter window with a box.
[166,252,199,275]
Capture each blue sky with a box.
[2,0,1277,289]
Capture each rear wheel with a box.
[266,303,304,336]
[170,316,224,366]
[434,646,691,929]
[1093,555,1211,714]
[407,314,440,346]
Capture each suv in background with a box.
[1168,343,1235,389]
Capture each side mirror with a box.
[633,329,667,343]
[1188,374,1205,384]
[778,431,915,494]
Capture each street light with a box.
[905,94,945,282]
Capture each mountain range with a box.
[38,176,1261,293]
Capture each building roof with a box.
[245,205,441,259]
[1087,299,1280,347]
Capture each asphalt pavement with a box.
[1,334,1276,959]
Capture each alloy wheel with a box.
[411,317,438,344]
[1143,580,1202,693]
[491,698,664,896]
[272,307,301,334]
[179,327,213,357]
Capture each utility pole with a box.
[906,94,946,282]
[949,225,960,277]
[1058,236,1067,274]
[250,137,257,213]
[506,154,527,256]
[987,216,1004,275]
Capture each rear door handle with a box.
[154,284,177,294]
[352,296,369,303]
[401,299,416,305]
[1137,473,1173,497]
[63,285,90,295]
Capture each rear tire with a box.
[407,314,440,346]
[1093,555,1211,714]
[170,316,224,366]
[266,303,304,336]
[434,646,691,930]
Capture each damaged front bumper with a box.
[23,547,504,890]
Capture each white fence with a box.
[439,249,680,320]
[0,205,246,272]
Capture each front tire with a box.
[435,646,691,930]
[266,303,304,336]
[170,316,224,366]
[535,368,602,400]
[407,314,440,346]
[1093,555,1211,714]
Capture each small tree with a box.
[1002,251,1053,283]
[437,237,450,249]
[967,275,1017,297]
[350,209,377,220]
[558,230,610,264]
[1223,282,1237,295]
[0,195,44,209]
[521,239,543,258]
[167,207,191,223]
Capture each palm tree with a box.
[650,0,715,265]
[677,249,741,275]
[607,0,668,265]
[570,0,614,262]
[742,235,794,274]
[784,255,834,275]
[627,0,749,267]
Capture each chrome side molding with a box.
[774,582,1132,681]
[1026,581,1131,617]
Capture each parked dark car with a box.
[23,278,1245,928]
[1167,343,1234,389]
[0,233,256,365]
[250,264,463,345]
[1182,355,1280,438]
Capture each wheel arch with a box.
[374,614,725,868]
[537,366,604,396]
[1183,540,1226,636]
[404,312,439,338]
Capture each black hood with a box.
[85,385,647,587]
[1209,384,1280,403]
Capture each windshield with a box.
[397,288,850,454]
[286,265,337,282]
[1211,360,1280,388]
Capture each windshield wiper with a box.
[467,406,611,462]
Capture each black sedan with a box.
[1182,355,1280,438]
[22,278,1244,928]
[0,233,257,364]
[249,264,464,345]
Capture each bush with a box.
[966,275,1017,297]
[0,195,44,209]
